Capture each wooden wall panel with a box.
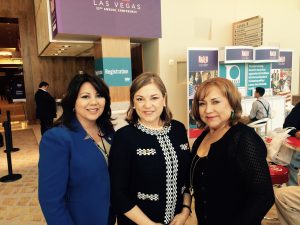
[110,87,130,102]
[101,37,131,57]
[34,0,50,54]
[0,0,95,122]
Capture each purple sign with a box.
[272,51,293,69]
[255,49,279,61]
[54,0,161,38]
[225,48,254,62]
[188,49,218,71]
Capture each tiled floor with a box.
[0,124,282,225]
[0,126,46,225]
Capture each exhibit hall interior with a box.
[1,0,300,224]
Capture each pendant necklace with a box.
[189,154,201,196]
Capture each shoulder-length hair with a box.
[192,77,242,129]
[55,73,114,135]
[126,72,173,125]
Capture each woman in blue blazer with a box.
[38,73,114,225]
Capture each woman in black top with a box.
[190,77,274,225]
[109,72,191,225]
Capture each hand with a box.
[169,211,189,225]
[295,131,300,139]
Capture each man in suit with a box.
[35,81,56,135]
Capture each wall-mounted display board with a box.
[187,48,218,138]
[233,16,263,47]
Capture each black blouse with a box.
[191,122,274,225]
[109,120,191,225]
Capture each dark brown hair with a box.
[192,77,242,128]
[55,73,114,135]
[126,72,173,125]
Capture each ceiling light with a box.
[0,51,13,56]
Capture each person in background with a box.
[191,77,274,225]
[275,186,300,225]
[283,102,300,186]
[38,73,115,225]
[35,81,57,135]
[109,72,191,225]
[249,87,271,122]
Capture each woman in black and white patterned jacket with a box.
[109,72,191,225]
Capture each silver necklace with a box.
[189,154,201,196]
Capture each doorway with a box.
[0,17,25,105]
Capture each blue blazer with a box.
[38,119,113,225]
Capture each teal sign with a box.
[95,57,132,86]
[247,63,271,95]
[219,63,246,87]
[95,58,104,79]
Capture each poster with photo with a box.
[271,51,293,102]
[187,48,218,138]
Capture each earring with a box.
[73,108,75,112]
[133,106,135,109]
[230,111,235,120]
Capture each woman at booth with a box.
[190,77,274,225]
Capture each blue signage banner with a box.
[247,63,271,95]
[255,48,279,62]
[95,57,132,86]
[272,51,293,69]
[225,48,254,62]
[219,63,246,87]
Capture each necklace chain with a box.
[88,131,108,165]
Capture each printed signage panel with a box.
[255,48,279,62]
[247,63,271,96]
[95,57,132,86]
[271,51,293,99]
[272,51,293,69]
[225,47,254,63]
[187,48,218,138]
[54,0,161,38]
[219,63,246,88]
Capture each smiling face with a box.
[75,82,106,127]
[198,86,233,131]
[133,83,166,128]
